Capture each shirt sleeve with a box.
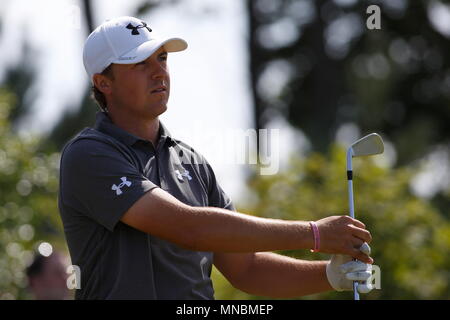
[59,138,158,231]
[201,159,236,211]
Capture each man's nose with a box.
[150,62,167,80]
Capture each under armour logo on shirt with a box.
[112,177,132,195]
[126,22,152,35]
[175,169,192,182]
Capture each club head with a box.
[349,133,384,157]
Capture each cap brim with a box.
[111,38,188,65]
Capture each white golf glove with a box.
[326,243,373,293]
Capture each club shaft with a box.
[347,177,360,300]
[347,150,360,300]
[353,282,359,300]
[347,178,355,219]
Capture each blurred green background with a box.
[0,0,449,299]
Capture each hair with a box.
[91,64,115,112]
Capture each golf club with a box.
[346,133,384,300]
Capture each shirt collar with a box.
[93,111,174,147]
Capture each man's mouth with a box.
[151,86,167,94]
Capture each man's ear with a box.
[92,74,113,95]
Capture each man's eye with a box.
[160,55,168,61]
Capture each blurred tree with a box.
[135,0,181,15]
[246,0,450,167]
[39,0,96,153]
[0,88,64,300]
[212,146,450,299]
[40,91,98,153]
[81,0,94,33]
[1,44,37,130]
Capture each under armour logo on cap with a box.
[83,16,187,81]
[111,177,132,195]
[126,21,152,35]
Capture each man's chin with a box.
[155,103,168,116]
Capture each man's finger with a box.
[352,238,364,249]
[350,225,372,243]
[350,248,373,264]
[349,218,366,229]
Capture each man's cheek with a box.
[128,83,146,99]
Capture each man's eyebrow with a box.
[159,51,168,55]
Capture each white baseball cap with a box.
[83,16,187,81]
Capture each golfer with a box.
[58,16,374,299]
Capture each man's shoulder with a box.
[61,128,126,162]
[66,127,118,146]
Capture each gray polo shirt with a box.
[58,111,235,300]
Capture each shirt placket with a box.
[155,138,169,190]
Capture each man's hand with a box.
[315,216,373,263]
[326,243,373,293]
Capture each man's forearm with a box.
[187,206,314,252]
[232,252,333,298]
[122,187,373,262]
[122,188,314,252]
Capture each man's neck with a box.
[108,111,160,147]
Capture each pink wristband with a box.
[309,221,320,252]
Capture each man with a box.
[26,251,69,300]
[58,16,373,299]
